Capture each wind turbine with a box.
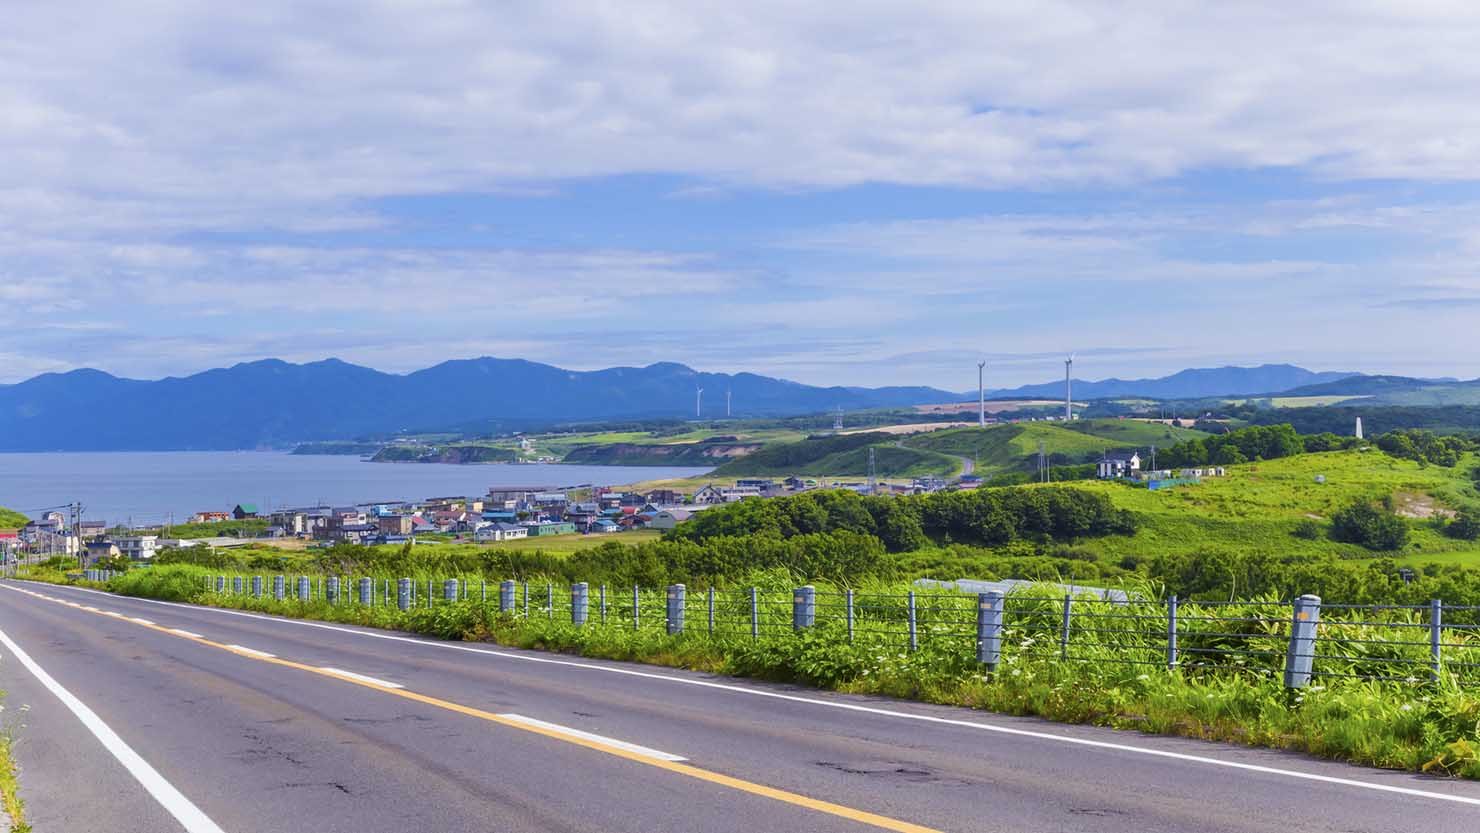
[1064,353,1074,421]
[977,361,986,427]
[695,386,704,418]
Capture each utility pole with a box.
[867,447,877,495]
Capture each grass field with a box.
[904,420,1209,481]
[1042,449,1480,563]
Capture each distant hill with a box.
[1275,375,1480,406]
[987,364,1359,401]
[0,358,956,451]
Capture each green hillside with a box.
[0,505,25,528]
[1032,449,1479,562]
[904,420,1208,479]
[712,432,957,477]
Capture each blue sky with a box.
[5,2,1480,389]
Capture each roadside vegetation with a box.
[0,695,28,833]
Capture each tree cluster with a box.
[1157,423,1306,467]
[666,486,1135,553]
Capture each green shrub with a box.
[1330,500,1410,551]
[1291,519,1324,540]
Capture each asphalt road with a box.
[3,580,1480,832]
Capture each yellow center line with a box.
[9,585,942,833]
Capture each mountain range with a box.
[984,364,1359,400]
[0,358,953,451]
[0,358,1457,451]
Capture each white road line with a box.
[318,667,404,689]
[497,713,687,762]
[18,581,1480,808]
[0,625,227,833]
[225,644,275,658]
[168,628,204,639]
[129,618,156,625]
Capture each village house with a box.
[644,489,681,505]
[191,511,232,524]
[525,521,577,537]
[84,540,120,564]
[232,503,259,519]
[78,520,108,539]
[377,515,413,536]
[116,535,159,560]
[1096,450,1142,479]
[691,484,725,505]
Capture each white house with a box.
[116,535,159,560]
[1096,451,1142,479]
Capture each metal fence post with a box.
[572,582,589,626]
[359,577,372,606]
[252,575,263,598]
[907,590,918,652]
[397,578,411,611]
[1167,595,1179,670]
[1284,594,1322,688]
[708,586,715,636]
[273,574,285,601]
[751,587,759,639]
[846,589,855,643]
[600,584,607,624]
[499,580,515,613]
[547,582,554,620]
[297,576,310,601]
[232,576,243,595]
[443,578,458,602]
[633,585,640,631]
[1059,594,1073,660]
[327,576,340,604]
[427,578,434,607]
[977,591,1004,668]
[1430,598,1443,683]
[481,580,487,603]
[523,581,529,617]
[216,575,225,593]
[666,584,686,635]
[793,585,816,630]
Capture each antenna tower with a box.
[867,447,877,494]
[726,388,732,418]
[833,406,844,432]
[695,386,704,418]
[1037,440,1047,483]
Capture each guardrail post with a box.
[252,576,263,598]
[216,575,225,593]
[1059,594,1073,660]
[793,585,816,630]
[358,577,372,605]
[666,584,686,635]
[232,576,243,595]
[846,589,855,643]
[327,576,340,604]
[977,591,1004,668]
[1284,594,1322,688]
[443,578,458,602]
[751,587,759,639]
[297,576,310,601]
[397,578,411,611]
[1430,598,1443,683]
[1167,595,1179,670]
[499,580,515,613]
[908,590,918,652]
[572,582,589,626]
[273,574,285,601]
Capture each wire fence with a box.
[190,573,1480,688]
